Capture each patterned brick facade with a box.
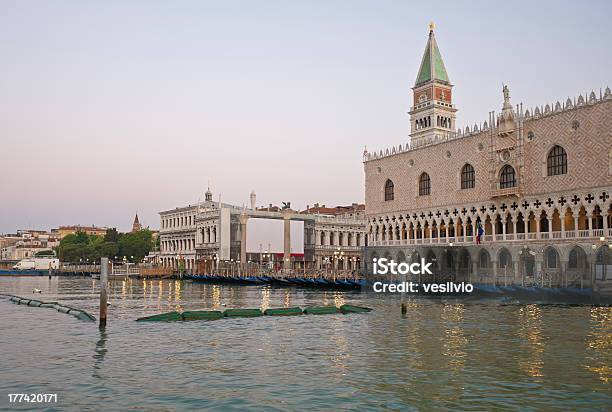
[362,28,611,287]
[366,97,612,212]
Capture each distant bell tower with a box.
[131,213,142,232]
[409,22,457,147]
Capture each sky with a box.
[0,0,610,233]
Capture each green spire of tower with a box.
[415,22,450,86]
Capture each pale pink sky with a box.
[1,1,610,233]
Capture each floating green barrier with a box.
[39,302,58,308]
[68,310,96,322]
[182,310,224,321]
[303,305,341,315]
[134,304,372,323]
[340,304,372,314]
[7,295,95,322]
[224,308,263,318]
[264,307,303,316]
[56,306,71,314]
[136,311,183,322]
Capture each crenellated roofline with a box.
[363,86,611,163]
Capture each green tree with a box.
[57,229,153,263]
[104,228,120,243]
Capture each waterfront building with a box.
[300,203,366,270]
[159,188,366,272]
[55,225,108,239]
[0,229,60,260]
[363,25,612,286]
[159,204,198,271]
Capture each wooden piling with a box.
[401,270,407,315]
[99,257,108,328]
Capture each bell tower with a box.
[409,23,457,147]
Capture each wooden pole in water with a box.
[401,266,407,315]
[99,257,108,328]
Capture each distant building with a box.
[132,213,142,232]
[159,188,366,272]
[56,225,108,239]
[300,203,366,270]
[0,230,60,260]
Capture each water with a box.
[0,276,610,411]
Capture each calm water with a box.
[0,276,610,411]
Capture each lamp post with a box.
[333,248,344,277]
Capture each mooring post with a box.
[99,257,108,328]
[401,269,407,315]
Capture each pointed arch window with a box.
[461,163,475,189]
[384,179,394,201]
[547,145,567,176]
[499,165,516,189]
[419,173,431,196]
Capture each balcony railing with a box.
[316,245,362,251]
[491,186,522,198]
[369,229,611,247]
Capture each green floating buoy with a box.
[136,311,183,322]
[303,305,341,315]
[68,309,96,322]
[7,295,96,322]
[39,302,58,308]
[340,304,372,314]
[224,308,263,318]
[182,310,223,321]
[264,307,303,316]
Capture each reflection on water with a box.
[517,304,545,379]
[0,277,610,411]
[260,287,270,312]
[441,303,467,373]
[333,291,345,308]
[585,307,612,384]
[92,328,108,379]
[402,298,424,375]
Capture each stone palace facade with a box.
[159,188,366,273]
[363,26,612,286]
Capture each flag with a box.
[476,222,484,244]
